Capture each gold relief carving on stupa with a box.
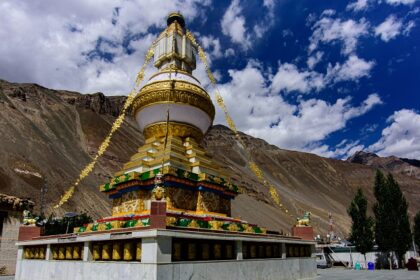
[138,80,209,98]
[166,187,197,211]
[133,90,214,119]
[227,223,239,232]
[144,122,204,141]
[166,20,184,34]
[188,220,199,228]
[132,80,215,117]
[221,197,231,215]
[158,165,178,178]
[112,190,150,216]
[208,220,222,230]
[197,192,231,215]
[166,216,177,226]
[112,197,122,216]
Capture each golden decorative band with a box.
[132,81,215,119]
[139,79,210,99]
[143,122,204,141]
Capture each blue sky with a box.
[0,0,419,159]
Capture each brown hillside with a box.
[0,79,419,237]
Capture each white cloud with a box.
[321,9,336,16]
[327,55,375,82]
[263,0,276,9]
[408,7,420,15]
[221,0,275,49]
[221,0,250,49]
[370,109,420,159]
[309,16,369,55]
[200,35,223,59]
[0,0,209,95]
[347,0,371,12]
[385,0,418,5]
[346,0,418,12]
[374,15,403,41]
[375,16,416,42]
[269,54,374,95]
[214,61,295,131]
[282,29,294,37]
[307,51,324,69]
[271,63,325,94]
[248,94,381,151]
[309,141,365,159]
[224,48,235,57]
[403,20,416,35]
[214,62,382,156]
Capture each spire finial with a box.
[167,12,185,28]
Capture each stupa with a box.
[14,13,316,280]
[81,11,256,235]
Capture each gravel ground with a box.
[315,268,420,280]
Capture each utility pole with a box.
[412,230,418,258]
[328,212,334,241]
[40,180,48,217]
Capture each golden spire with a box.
[132,12,214,142]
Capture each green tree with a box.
[374,170,395,269]
[414,212,420,254]
[387,174,412,268]
[373,170,412,269]
[347,188,374,266]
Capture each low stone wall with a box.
[158,258,316,280]
[15,229,316,280]
[15,258,316,280]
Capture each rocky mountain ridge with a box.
[347,151,420,179]
[0,79,419,236]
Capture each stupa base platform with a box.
[15,228,316,280]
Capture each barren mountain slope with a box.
[0,80,419,236]
[0,80,144,218]
[347,151,420,179]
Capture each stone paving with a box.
[315,268,420,280]
[2,268,419,280]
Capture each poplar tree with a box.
[414,212,420,254]
[348,188,374,266]
[373,170,396,269]
[388,174,412,268]
[373,170,412,268]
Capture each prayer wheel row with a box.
[23,246,46,259]
[172,241,234,261]
[286,245,311,258]
[51,244,83,260]
[242,243,281,259]
[92,241,141,261]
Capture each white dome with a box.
[133,70,214,138]
[135,103,212,134]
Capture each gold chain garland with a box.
[53,45,156,209]
[187,30,293,217]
